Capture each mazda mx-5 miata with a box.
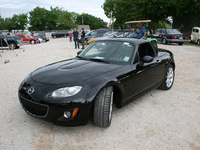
[18,38,175,127]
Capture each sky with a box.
[0,0,110,23]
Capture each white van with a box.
[190,27,200,45]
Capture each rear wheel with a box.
[178,43,183,45]
[9,43,16,50]
[162,38,168,44]
[197,40,200,45]
[158,64,175,90]
[93,86,113,127]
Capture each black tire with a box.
[158,64,175,90]
[30,40,36,44]
[93,86,114,127]
[178,43,183,45]
[197,40,200,45]
[189,36,192,43]
[162,38,168,44]
[9,43,16,50]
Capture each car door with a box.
[120,42,165,101]
[0,34,8,47]
[195,28,199,42]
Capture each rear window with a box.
[166,29,181,34]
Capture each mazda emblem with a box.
[27,87,34,95]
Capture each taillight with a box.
[172,36,176,39]
[185,37,189,39]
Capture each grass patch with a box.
[184,42,200,47]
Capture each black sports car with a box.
[18,38,175,127]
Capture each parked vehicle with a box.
[18,38,175,127]
[51,30,68,38]
[0,32,20,49]
[38,31,49,42]
[153,28,189,45]
[189,27,200,45]
[79,29,110,43]
[14,34,38,44]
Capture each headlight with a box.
[51,86,82,98]
[22,74,30,84]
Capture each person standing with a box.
[81,28,86,49]
[72,28,79,49]
[69,32,73,42]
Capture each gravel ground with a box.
[0,38,200,150]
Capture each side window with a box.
[138,43,155,61]
[134,51,140,63]
[90,31,97,36]
[155,29,160,34]
[193,28,195,32]
[161,29,164,34]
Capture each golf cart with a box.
[124,20,158,47]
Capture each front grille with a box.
[19,95,49,117]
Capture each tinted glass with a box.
[79,41,135,64]
[166,29,182,34]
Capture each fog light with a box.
[64,111,71,118]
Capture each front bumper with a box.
[18,94,92,126]
[18,79,93,126]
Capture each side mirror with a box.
[142,55,153,63]
[77,50,83,55]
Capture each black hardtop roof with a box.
[95,37,150,45]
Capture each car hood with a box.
[31,59,122,85]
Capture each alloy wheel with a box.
[166,67,174,88]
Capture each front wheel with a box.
[197,40,200,45]
[151,41,158,48]
[30,40,36,44]
[9,43,16,50]
[158,64,175,90]
[93,86,114,127]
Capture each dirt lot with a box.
[0,38,200,150]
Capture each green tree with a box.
[0,17,5,30]
[50,7,74,30]
[76,13,107,30]
[103,0,200,30]
[103,0,138,30]
[4,18,13,31]
[17,13,28,31]
[29,7,50,31]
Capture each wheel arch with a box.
[89,80,123,112]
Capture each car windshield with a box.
[166,29,182,34]
[79,41,135,64]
